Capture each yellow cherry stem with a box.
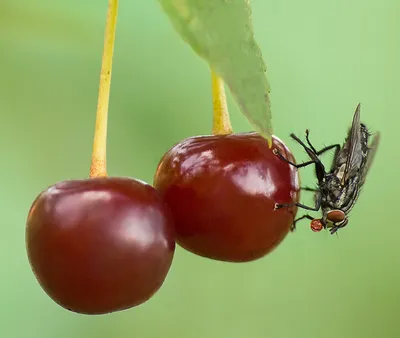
[211,70,233,135]
[89,0,119,178]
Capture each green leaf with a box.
[158,0,272,140]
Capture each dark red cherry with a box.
[26,177,175,314]
[153,132,300,262]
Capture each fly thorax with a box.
[324,178,342,201]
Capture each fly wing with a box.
[341,103,363,185]
[360,131,380,186]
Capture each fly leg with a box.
[305,129,341,156]
[290,214,314,232]
[316,144,341,156]
[290,133,323,165]
[289,133,329,183]
[305,129,318,154]
[329,226,340,235]
[274,133,328,184]
[272,133,323,169]
[274,191,322,211]
[272,149,316,169]
[301,186,318,192]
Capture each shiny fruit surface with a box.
[26,177,175,314]
[154,132,300,262]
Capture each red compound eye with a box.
[326,209,346,223]
[310,219,324,232]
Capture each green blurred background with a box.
[1,1,398,337]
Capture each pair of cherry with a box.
[26,132,300,315]
[24,0,300,316]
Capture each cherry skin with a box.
[26,177,175,315]
[153,132,300,262]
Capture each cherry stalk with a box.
[211,69,232,136]
[89,0,119,178]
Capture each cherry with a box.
[26,177,175,314]
[26,1,175,314]
[153,132,300,262]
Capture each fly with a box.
[273,104,380,234]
